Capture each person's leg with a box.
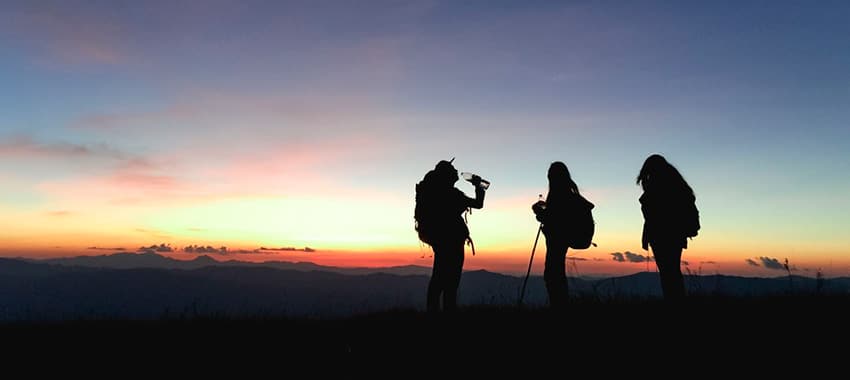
[427,245,445,312]
[543,238,568,309]
[442,242,465,312]
[652,243,685,300]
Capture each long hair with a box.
[636,154,693,197]
[548,161,579,195]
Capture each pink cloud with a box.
[0,136,174,191]
[34,151,195,206]
[0,135,211,208]
[35,132,397,207]
[64,87,404,199]
[29,88,402,207]
[199,133,398,196]
[109,172,184,191]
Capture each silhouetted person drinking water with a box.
[637,154,700,300]
[414,159,486,312]
[532,162,593,309]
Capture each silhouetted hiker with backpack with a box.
[415,159,486,312]
[531,162,594,310]
[637,154,700,300]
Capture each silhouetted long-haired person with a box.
[532,162,592,309]
[415,159,486,312]
[637,154,700,300]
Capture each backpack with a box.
[414,172,436,246]
[567,195,595,250]
[682,199,700,238]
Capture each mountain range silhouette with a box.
[0,253,847,321]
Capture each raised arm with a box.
[466,185,485,209]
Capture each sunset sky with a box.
[1,1,848,277]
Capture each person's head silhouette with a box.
[548,161,569,183]
[434,158,458,186]
[548,161,579,194]
[637,154,669,185]
[637,154,692,195]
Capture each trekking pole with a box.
[518,223,543,307]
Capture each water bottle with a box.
[460,172,490,190]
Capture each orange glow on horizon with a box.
[2,240,847,278]
[2,186,848,278]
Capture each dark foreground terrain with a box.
[5,296,849,363]
[2,256,848,370]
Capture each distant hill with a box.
[36,252,433,276]
[0,259,437,321]
[0,257,847,321]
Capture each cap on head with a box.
[433,158,458,184]
[435,158,455,173]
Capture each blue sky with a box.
[1,1,848,275]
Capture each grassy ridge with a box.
[4,295,848,360]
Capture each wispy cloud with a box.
[0,137,127,161]
[1,4,129,66]
[625,252,653,263]
[46,210,72,217]
[70,91,392,134]
[181,245,316,255]
[0,137,176,198]
[31,143,194,206]
[87,246,126,251]
[138,244,173,253]
[758,257,785,271]
[2,1,432,71]
[45,92,399,207]
[611,251,654,263]
[745,257,791,271]
[69,100,218,131]
[259,247,317,253]
[183,245,228,254]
